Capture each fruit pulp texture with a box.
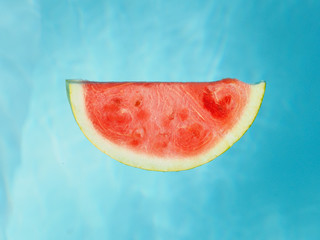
[84,79,249,157]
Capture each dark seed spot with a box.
[135,100,141,107]
[112,97,122,104]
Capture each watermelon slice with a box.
[66,79,265,171]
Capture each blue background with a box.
[1,0,319,239]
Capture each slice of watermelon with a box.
[66,79,265,171]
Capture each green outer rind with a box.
[66,80,71,104]
[66,80,266,172]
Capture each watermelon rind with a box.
[66,80,266,171]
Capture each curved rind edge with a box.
[67,80,266,172]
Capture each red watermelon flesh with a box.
[85,79,248,157]
[67,78,265,171]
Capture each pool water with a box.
[1,0,319,239]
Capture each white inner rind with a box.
[68,81,265,171]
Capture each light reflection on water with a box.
[1,0,320,239]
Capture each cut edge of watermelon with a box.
[66,80,266,172]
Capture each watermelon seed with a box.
[135,100,141,107]
[112,97,122,104]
